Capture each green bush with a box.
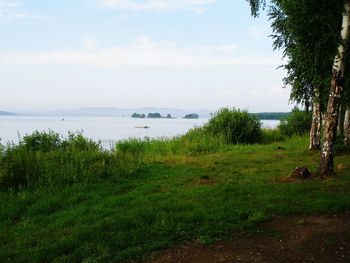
[20,130,62,152]
[205,108,262,144]
[62,131,101,151]
[278,107,311,137]
[0,131,141,191]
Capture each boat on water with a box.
[135,126,150,129]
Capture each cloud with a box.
[84,36,97,50]
[0,0,53,24]
[0,37,280,67]
[248,25,270,39]
[95,0,216,12]
[217,44,239,52]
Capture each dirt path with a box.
[150,213,350,263]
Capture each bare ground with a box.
[149,212,350,263]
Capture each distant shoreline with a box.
[0,108,290,120]
[0,111,17,116]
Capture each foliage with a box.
[0,131,140,191]
[269,0,343,110]
[131,113,146,118]
[246,0,266,17]
[278,107,312,137]
[205,108,262,144]
[18,130,62,152]
[183,113,199,119]
[147,113,162,118]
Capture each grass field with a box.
[1,136,350,262]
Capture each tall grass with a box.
[116,127,225,161]
[0,131,141,191]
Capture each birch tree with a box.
[320,2,350,176]
[247,0,346,175]
[268,0,342,151]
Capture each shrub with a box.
[20,130,62,152]
[62,131,101,151]
[0,131,141,191]
[278,107,311,137]
[205,108,262,144]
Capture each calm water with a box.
[0,116,279,149]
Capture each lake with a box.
[0,116,280,149]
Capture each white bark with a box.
[344,106,350,144]
[309,91,321,150]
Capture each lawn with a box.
[1,136,350,262]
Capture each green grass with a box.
[1,136,350,262]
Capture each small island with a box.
[147,112,162,118]
[183,113,199,119]
[132,112,176,118]
[147,113,175,119]
[131,113,146,118]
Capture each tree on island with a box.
[183,113,199,119]
[147,113,162,118]
[131,113,145,118]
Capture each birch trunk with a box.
[320,2,350,176]
[344,106,350,144]
[337,105,345,136]
[309,91,321,150]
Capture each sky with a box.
[0,0,292,112]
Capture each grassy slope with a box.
[1,137,350,262]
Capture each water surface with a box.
[0,116,279,149]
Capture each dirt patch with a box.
[198,178,216,185]
[149,212,350,263]
[336,164,347,170]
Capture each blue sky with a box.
[0,0,292,112]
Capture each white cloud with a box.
[217,44,239,52]
[0,37,280,67]
[0,0,53,24]
[248,25,270,39]
[84,36,97,50]
[95,0,216,12]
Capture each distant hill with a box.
[7,108,291,120]
[0,111,16,116]
[25,107,213,118]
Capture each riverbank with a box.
[0,136,349,262]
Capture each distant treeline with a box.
[251,112,291,120]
